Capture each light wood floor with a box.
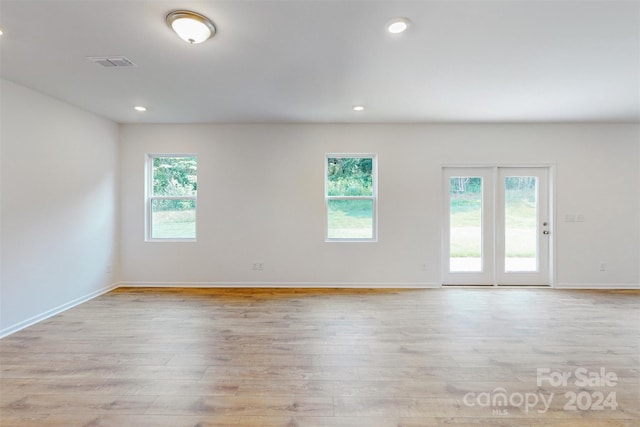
[1,287,638,426]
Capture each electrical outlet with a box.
[106,265,112,274]
[599,263,606,272]
[252,262,264,271]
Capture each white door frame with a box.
[441,165,554,286]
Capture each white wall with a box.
[119,123,639,288]
[0,79,119,336]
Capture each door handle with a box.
[543,230,550,235]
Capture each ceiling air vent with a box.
[87,56,136,68]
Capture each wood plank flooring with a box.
[1,287,639,426]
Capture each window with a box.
[146,155,197,241]
[325,155,377,241]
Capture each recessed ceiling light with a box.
[134,106,147,112]
[0,29,4,36]
[353,105,365,112]
[387,17,411,34]
[166,10,216,44]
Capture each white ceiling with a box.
[1,0,638,124]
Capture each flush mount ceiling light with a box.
[386,17,411,34]
[134,106,147,112]
[166,10,215,44]
[353,105,365,112]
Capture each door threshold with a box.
[442,284,552,288]
[442,284,495,287]
[497,284,552,288]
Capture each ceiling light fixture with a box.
[353,105,365,112]
[166,10,215,44]
[387,17,411,34]
[134,106,147,112]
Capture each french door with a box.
[442,167,551,286]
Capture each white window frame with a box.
[325,153,378,242]
[145,153,198,242]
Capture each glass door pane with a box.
[504,176,538,272]
[449,176,483,272]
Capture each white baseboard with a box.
[554,282,640,290]
[117,281,442,289]
[0,283,119,339]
